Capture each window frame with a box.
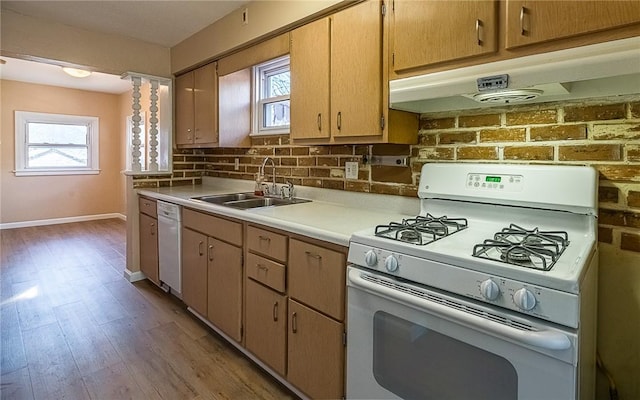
[14,111,100,176]
[252,55,290,136]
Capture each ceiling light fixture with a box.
[62,67,92,78]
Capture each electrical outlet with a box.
[345,162,359,180]
[234,158,240,170]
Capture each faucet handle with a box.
[282,181,295,199]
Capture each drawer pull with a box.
[273,301,279,322]
[305,251,322,260]
[292,311,297,333]
[257,264,269,272]
[259,235,271,242]
[208,244,214,261]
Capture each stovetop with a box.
[348,198,596,294]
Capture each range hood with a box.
[389,37,640,113]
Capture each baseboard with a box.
[123,269,146,283]
[0,213,126,230]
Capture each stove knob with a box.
[384,255,399,273]
[480,279,500,301]
[364,250,378,267]
[513,288,536,311]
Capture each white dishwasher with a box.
[157,200,182,297]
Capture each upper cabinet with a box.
[175,62,218,147]
[290,0,417,145]
[390,0,498,73]
[505,0,640,49]
[390,0,640,80]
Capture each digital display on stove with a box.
[485,176,502,183]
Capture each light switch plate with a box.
[345,162,359,180]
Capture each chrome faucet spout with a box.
[260,157,277,195]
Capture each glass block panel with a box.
[263,100,290,128]
[28,123,88,145]
[28,147,88,168]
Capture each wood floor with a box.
[0,219,295,400]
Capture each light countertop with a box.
[138,177,420,247]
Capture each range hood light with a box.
[472,89,544,104]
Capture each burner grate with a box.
[375,213,468,245]
[472,224,569,271]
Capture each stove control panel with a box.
[347,242,579,328]
[466,173,524,192]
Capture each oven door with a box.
[346,266,578,400]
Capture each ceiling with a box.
[1,1,249,48]
[0,1,249,93]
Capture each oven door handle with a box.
[348,269,572,351]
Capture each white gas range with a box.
[346,163,598,400]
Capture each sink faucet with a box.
[259,157,277,195]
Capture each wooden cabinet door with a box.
[331,0,384,138]
[194,62,218,145]
[505,1,640,48]
[290,17,331,140]
[288,239,346,321]
[139,213,159,284]
[181,228,208,316]
[392,0,497,72]
[287,299,344,400]
[245,279,287,375]
[175,71,194,145]
[207,237,242,342]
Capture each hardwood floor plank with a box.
[104,279,171,331]
[22,322,89,399]
[79,284,129,326]
[82,361,151,400]
[0,302,27,375]
[54,301,122,376]
[11,280,58,332]
[0,366,34,400]
[101,317,198,400]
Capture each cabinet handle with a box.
[150,223,155,236]
[475,19,483,45]
[208,245,214,261]
[305,251,322,260]
[257,264,269,272]
[258,235,271,242]
[273,302,278,322]
[198,241,204,256]
[337,111,342,131]
[317,113,322,131]
[519,6,528,36]
[292,311,297,333]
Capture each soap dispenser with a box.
[254,173,265,196]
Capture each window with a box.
[14,111,99,176]
[253,56,290,135]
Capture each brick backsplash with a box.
[137,96,640,254]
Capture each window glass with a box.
[253,56,290,135]
[14,111,99,176]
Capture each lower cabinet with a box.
[245,278,287,375]
[181,227,208,316]
[139,213,159,284]
[287,299,345,400]
[207,237,243,342]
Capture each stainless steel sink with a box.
[192,192,310,209]
[224,197,311,209]
[193,192,258,204]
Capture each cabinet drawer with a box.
[288,239,346,321]
[247,226,288,262]
[138,196,157,218]
[246,253,286,293]
[183,208,242,246]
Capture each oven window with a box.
[373,311,518,399]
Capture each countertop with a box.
[138,177,420,247]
